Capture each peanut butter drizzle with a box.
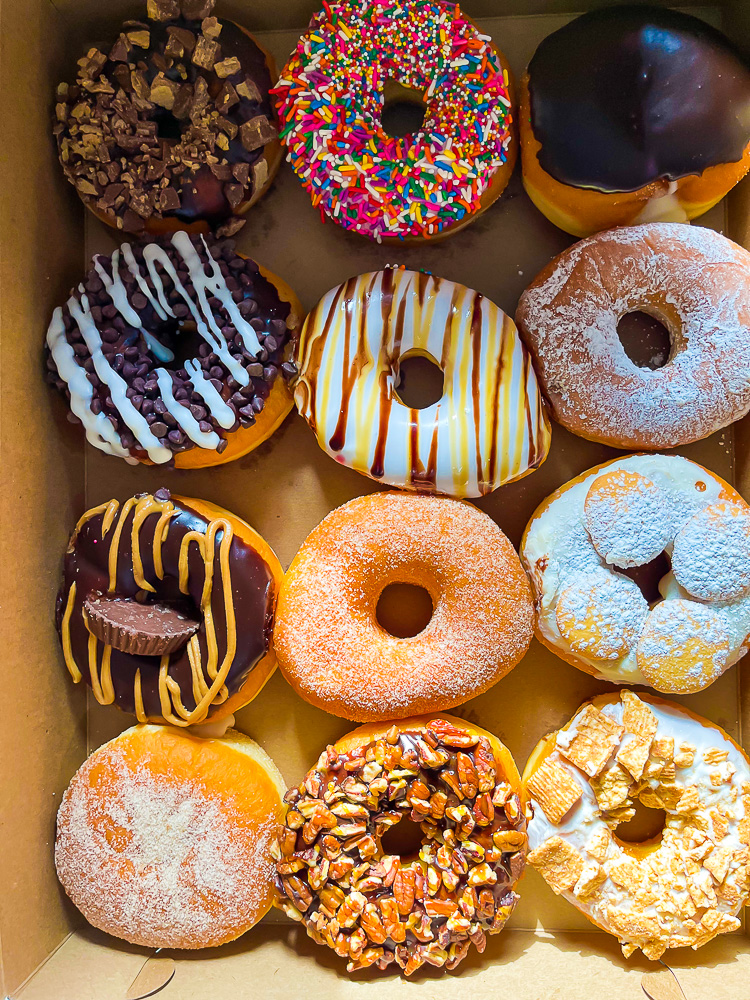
[62,494,240,727]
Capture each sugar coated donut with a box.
[516,224,750,449]
[274,492,534,721]
[295,268,550,497]
[274,1,516,242]
[523,692,750,960]
[57,490,283,726]
[45,233,301,468]
[519,6,750,237]
[521,454,750,695]
[55,724,286,948]
[274,714,527,974]
[54,0,281,237]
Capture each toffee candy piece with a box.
[56,491,283,726]
[521,453,750,695]
[44,233,301,468]
[53,0,282,236]
[519,5,750,237]
[524,692,750,960]
[83,594,200,656]
[55,724,286,948]
[275,715,528,975]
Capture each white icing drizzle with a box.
[522,454,750,690]
[295,268,551,498]
[46,233,276,463]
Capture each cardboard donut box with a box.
[4,0,750,997]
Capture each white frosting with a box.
[46,233,274,463]
[522,454,750,689]
[528,695,750,949]
[295,268,551,498]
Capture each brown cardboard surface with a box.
[6,2,750,998]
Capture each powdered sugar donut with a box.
[273,492,534,721]
[55,724,285,949]
[515,224,750,449]
[521,454,750,694]
[524,691,750,960]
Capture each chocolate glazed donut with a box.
[56,490,283,727]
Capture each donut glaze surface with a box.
[524,692,750,960]
[528,5,750,193]
[274,491,534,721]
[295,268,550,497]
[274,715,527,974]
[57,492,281,726]
[516,224,750,450]
[521,454,750,694]
[274,1,514,240]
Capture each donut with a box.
[523,691,750,960]
[274,714,527,974]
[45,233,301,468]
[274,491,534,721]
[295,267,550,496]
[519,6,750,237]
[55,724,286,948]
[515,224,750,450]
[274,1,516,242]
[520,454,750,695]
[56,489,283,727]
[53,0,282,237]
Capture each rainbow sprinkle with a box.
[273,0,513,241]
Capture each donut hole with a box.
[618,551,671,604]
[614,801,667,846]
[394,352,445,409]
[379,816,424,861]
[617,311,672,370]
[381,80,427,138]
[154,108,183,142]
[376,583,434,638]
[166,321,204,370]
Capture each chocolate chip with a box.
[240,115,277,152]
[168,428,185,444]
[263,366,277,382]
[150,421,168,437]
[167,26,196,53]
[281,361,297,378]
[216,437,228,454]
[264,336,278,353]
[199,420,213,433]
[131,292,148,310]
[224,181,244,209]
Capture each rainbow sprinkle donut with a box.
[274,1,516,241]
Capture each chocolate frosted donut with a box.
[54,0,281,236]
[45,233,301,468]
[56,490,283,727]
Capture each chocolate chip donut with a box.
[54,0,282,236]
[56,490,283,727]
[45,233,301,468]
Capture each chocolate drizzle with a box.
[528,5,750,192]
[56,493,277,724]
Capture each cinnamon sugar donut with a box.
[521,454,750,694]
[55,724,286,948]
[515,224,750,449]
[273,492,534,721]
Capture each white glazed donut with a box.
[294,267,551,498]
[515,223,750,449]
[524,692,750,961]
[521,454,750,694]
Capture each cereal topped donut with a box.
[516,224,750,449]
[295,267,550,496]
[524,692,750,960]
[45,233,301,468]
[521,454,750,695]
[54,0,282,236]
[274,1,516,241]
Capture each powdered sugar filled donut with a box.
[521,454,750,694]
[516,224,750,449]
[274,492,534,721]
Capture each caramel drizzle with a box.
[62,494,237,727]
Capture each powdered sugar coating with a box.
[516,223,750,448]
[274,492,534,721]
[55,726,284,949]
[672,502,750,601]
[521,453,750,692]
[557,574,649,659]
[584,470,672,568]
